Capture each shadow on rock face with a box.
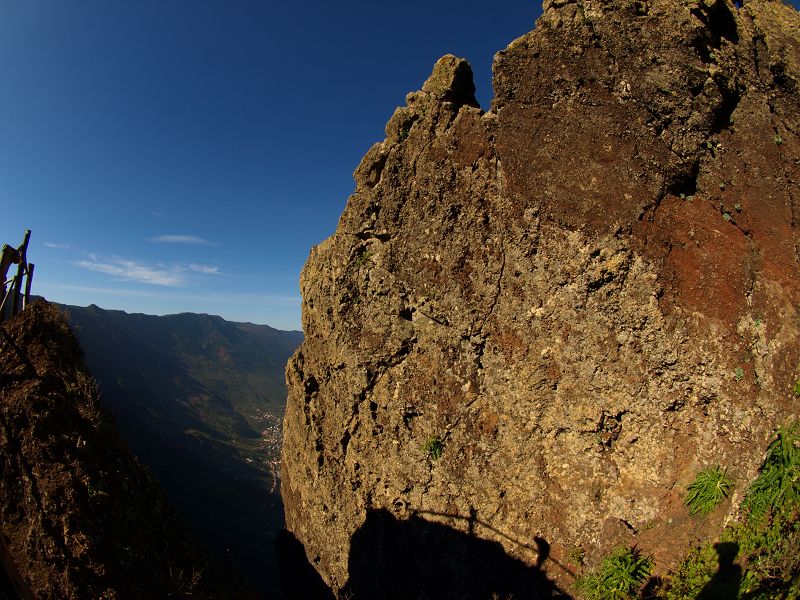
[274,529,334,600]
[344,509,570,599]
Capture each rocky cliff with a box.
[281,0,800,596]
[0,302,251,598]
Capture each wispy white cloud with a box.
[77,255,185,287]
[38,283,171,298]
[189,263,221,275]
[150,210,164,218]
[148,234,215,245]
[39,282,301,305]
[43,241,70,249]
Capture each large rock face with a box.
[281,0,800,596]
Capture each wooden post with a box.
[9,274,20,318]
[0,285,12,323]
[23,263,34,309]
[10,230,30,317]
[0,244,14,302]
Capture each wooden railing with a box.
[0,230,35,323]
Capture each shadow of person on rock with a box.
[344,508,570,599]
[534,537,551,568]
[697,541,742,600]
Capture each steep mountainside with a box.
[281,0,800,597]
[0,301,252,598]
[61,304,302,598]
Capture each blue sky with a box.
[2,1,797,330]
[0,0,540,330]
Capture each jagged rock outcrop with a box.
[281,0,800,596]
[0,302,252,599]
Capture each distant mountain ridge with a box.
[1,301,253,598]
[59,303,302,598]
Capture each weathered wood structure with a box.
[0,230,35,322]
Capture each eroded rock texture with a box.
[282,0,800,596]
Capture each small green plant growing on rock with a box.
[684,466,733,516]
[423,436,444,460]
[657,543,719,600]
[657,421,800,598]
[575,546,652,599]
[735,421,800,596]
[735,367,745,381]
[741,421,800,520]
[352,249,372,269]
[569,545,587,566]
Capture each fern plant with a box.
[575,546,652,600]
[657,544,718,600]
[657,422,800,599]
[742,421,800,520]
[684,466,733,516]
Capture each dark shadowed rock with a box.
[274,529,334,600]
[0,301,254,599]
[59,303,302,598]
[345,509,569,599]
